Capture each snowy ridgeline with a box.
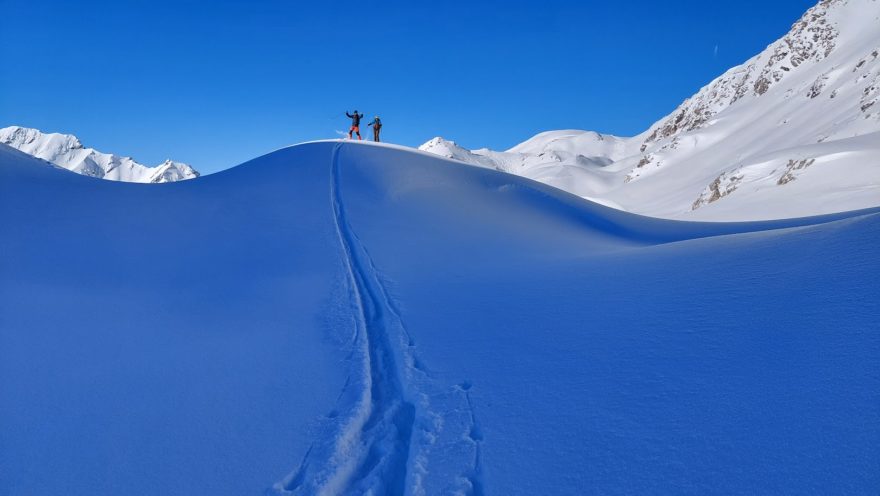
[2,140,878,494]
[4,0,878,219]
[0,126,198,183]
[421,0,880,221]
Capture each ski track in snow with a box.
[457,381,485,496]
[272,143,483,495]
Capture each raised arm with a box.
[345,112,352,118]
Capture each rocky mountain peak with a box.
[644,0,845,145]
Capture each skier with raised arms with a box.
[345,110,364,140]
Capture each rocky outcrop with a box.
[645,0,843,145]
[692,172,745,210]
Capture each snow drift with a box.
[1,140,878,495]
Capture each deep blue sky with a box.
[1,0,817,174]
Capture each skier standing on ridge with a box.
[368,116,382,142]
[345,110,364,140]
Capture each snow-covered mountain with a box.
[421,0,880,220]
[0,126,199,183]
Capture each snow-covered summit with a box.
[418,137,498,169]
[421,0,880,221]
[506,130,633,160]
[0,126,199,183]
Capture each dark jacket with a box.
[346,112,364,126]
[368,118,382,128]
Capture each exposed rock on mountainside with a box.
[646,0,841,144]
[421,0,880,221]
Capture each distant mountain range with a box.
[0,126,198,183]
[421,0,880,220]
[3,0,877,219]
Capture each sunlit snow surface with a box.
[420,0,880,222]
[1,141,878,495]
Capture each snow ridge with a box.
[0,126,199,183]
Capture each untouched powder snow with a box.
[0,126,199,183]
[420,0,880,221]
[2,140,878,494]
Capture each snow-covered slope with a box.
[421,0,880,220]
[0,126,199,183]
[3,140,878,494]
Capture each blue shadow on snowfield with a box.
[1,141,878,495]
